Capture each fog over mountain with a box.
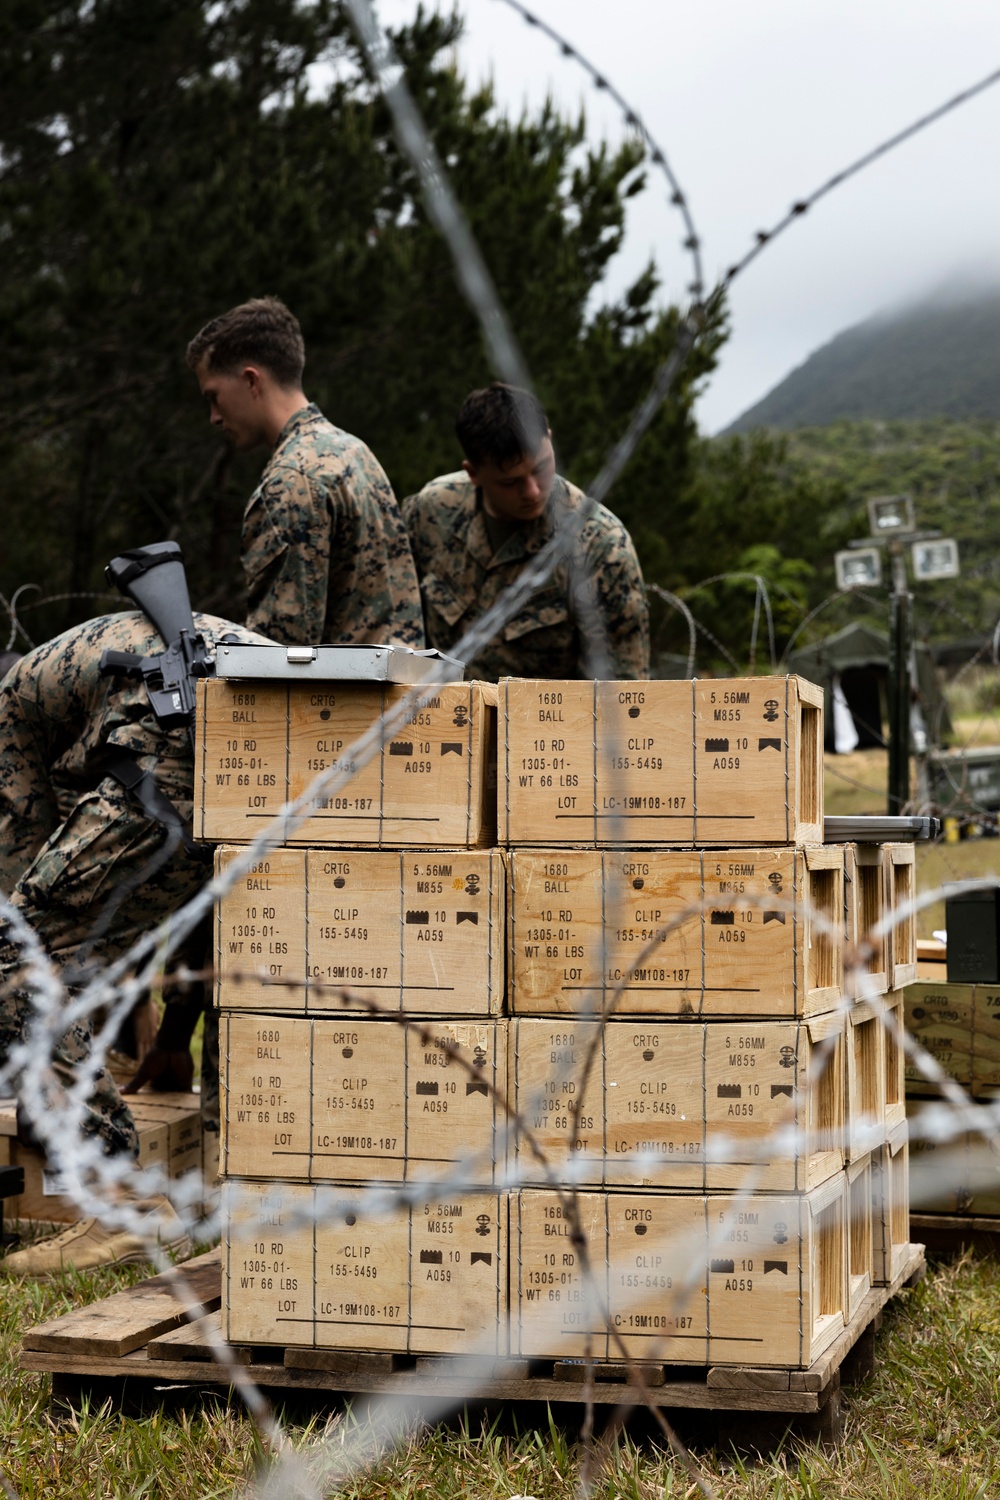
[728,279,1000,431]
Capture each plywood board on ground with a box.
[22,1248,220,1356]
[514,1176,849,1369]
[220,1013,507,1183]
[196,679,495,847]
[508,845,842,1018]
[508,1016,845,1193]
[497,676,823,847]
[215,847,505,1016]
[222,1180,506,1356]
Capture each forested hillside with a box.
[782,418,1000,647]
[9,5,991,678]
[730,291,1000,431]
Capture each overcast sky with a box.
[375,0,1000,432]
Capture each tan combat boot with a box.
[1,1196,192,1276]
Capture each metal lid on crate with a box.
[824,814,940,843]
[212,643,465,684]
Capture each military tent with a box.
[785,622,950,752]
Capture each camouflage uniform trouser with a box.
[0,775,209,1159]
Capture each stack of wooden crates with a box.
[196,668,914,1373]
[0,1091,208,1222]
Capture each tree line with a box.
[1,0,884,670]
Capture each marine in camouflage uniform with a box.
[243,403,425,650]
[403,469,649,681]
[0,610,264,1158]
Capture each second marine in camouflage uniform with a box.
[243,404,425,649]
[0,610,265,1159]
[403,470,650,681]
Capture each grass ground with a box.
[4,726,998,1495]
[2,1246,1000,1499]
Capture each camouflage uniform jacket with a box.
[0,611,264,891]
[403,471,649,681]
[243,404,425,649]
[0,610,266,1159]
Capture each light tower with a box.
[835,495,959,814]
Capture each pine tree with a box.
[0,1,720,646]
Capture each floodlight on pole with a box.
[837,495,957,815]
[835,547,882,590]
[912,538,960,581]
[868,494,915,536]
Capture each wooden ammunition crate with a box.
[903,979,1000,1095]
[973,996,1000,1092]
[214,846,505,1015]
[220,1014,507,1184]
[904,980,974,1089]
[906,1098,1000,1217]
[843,844,889,998]
[514,1177,849,1368]
[0,1092,202,1223]
[222,1180,506,1355]
[128,1096,203,1180]
[497,676,823,847]
[871,1121,909,1285]
[196,678,496,847]
[508,845,843,1017]
[508,1016,845,1193]
[884,845,917,989]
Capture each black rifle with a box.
[99,542,214,740]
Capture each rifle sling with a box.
[103,749,204,858]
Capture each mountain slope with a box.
[729,290,1000,431]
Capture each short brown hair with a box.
[455,383,549,469]
[186,297,305,388]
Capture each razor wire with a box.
[1,585,1000,1500]
[490,0,705,300]
[3,8,1000,1499]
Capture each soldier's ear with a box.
[241,365,266,399]
[462,459,478,484]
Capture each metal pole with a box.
[887,539,911,812]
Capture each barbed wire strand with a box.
[6,10,1000,1497]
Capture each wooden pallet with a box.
[910,1212,1000,1254]
[20,1242,924,1443]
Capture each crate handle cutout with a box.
[798,693,822,829]
[805,865,840,996]
[858,858,886,976]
